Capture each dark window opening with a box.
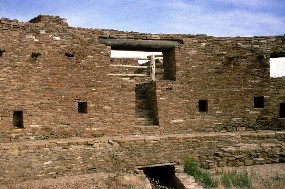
[78,101,87,113]
[65,52,75,58]
[0,49,5,57]
[13,111,24,128]
[199,100,208,112]
[30,52,42,59]
[162,49,176,81]
[254,96,264,108]
[270,52,285,58]
[280,154,285,163]
[279,103,285,118]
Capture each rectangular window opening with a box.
[101,38,180,81]
[110,50,163,79]
[65,52,75,58]
[13,111,24,128]
[254,96,264,108]
[110,49,175,81]
[270,53,285,78]
[199,100,208,112]
[280,103,285,118]
[78,101,87,113]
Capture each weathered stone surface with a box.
[0,15,284,184]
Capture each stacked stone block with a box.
[0,15,284,184]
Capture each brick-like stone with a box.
[0,14,284,185]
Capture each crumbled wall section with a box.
[0,15,285,183]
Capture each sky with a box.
[270,57,285,77]
[0,0,285,36]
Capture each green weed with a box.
[221,170,252,188]
[184,159,218,188]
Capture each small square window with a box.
[280,103,285,118]
[254,96,264,108]
[199,100,208,112]
[78,101,87,113]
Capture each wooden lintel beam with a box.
[99,38,182,49]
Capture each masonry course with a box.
[0,15,284,184]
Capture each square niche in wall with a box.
[254,96,264,108]
[199,100,208,112]
[280,103,285,118]
[78,101,87,113]
[13,111,24,128]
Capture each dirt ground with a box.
[215,163,285,178]
[1,163,284,189]
[0,172,151,189]
[210,163,285,189]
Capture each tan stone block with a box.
[27,145,38,150]
[244,159,253,166]
[18,145,27,151]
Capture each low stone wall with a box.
[0,131,284,184]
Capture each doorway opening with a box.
[100,38,180,81]
[135,82,159,126]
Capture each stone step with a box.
[136,117,157,125]
[136,103,150,110]
[175,165,184,173]
[136,108,151,113]
[175,166,205,189]
[136,94,147,99]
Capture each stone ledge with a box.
[1,130,284,151]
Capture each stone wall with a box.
[0,131,284,184]
[0,15,285,184]
[0,15,284,138]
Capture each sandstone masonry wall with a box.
[0,15,284,184]
[0,131,284,184]
[0,15,284,138]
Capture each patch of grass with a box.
[126,185,135,189]
[184,159,218,188]
[221,170,252,188]
[184,159,199,175]
[253,175,285,189]
[221,172,231,187]
[271,175,285,182]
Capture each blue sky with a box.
[0,0,284,36]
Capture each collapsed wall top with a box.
[29,14,68,26]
